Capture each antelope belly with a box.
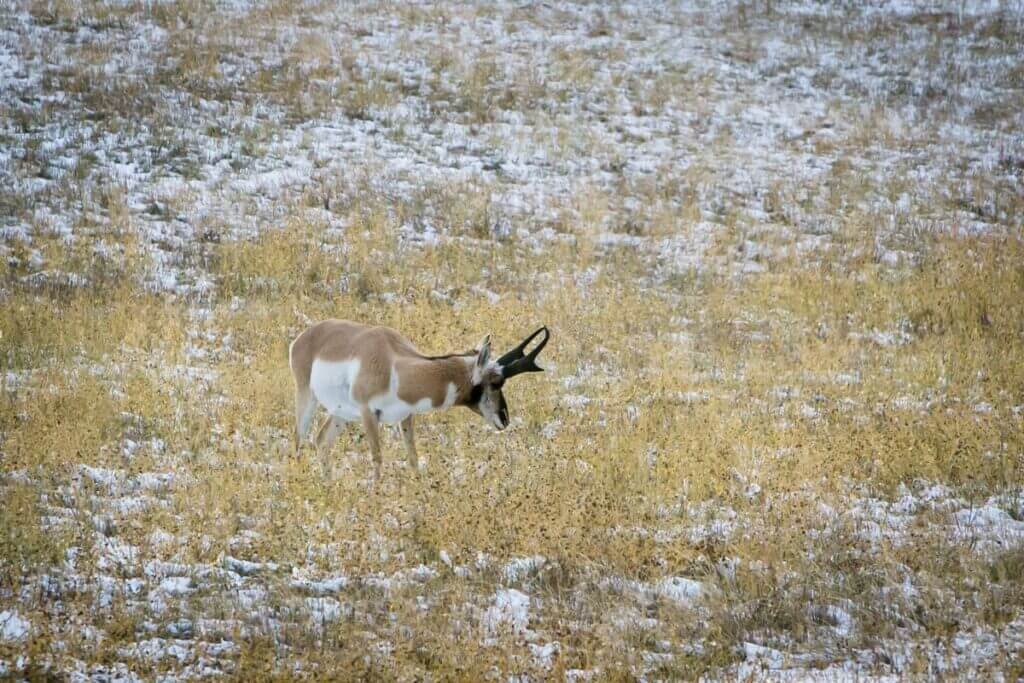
[309,358,363,421]
[368,392,433,424]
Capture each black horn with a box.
[497,326,549,377]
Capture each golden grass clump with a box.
[4,185,1023,678]
[3,0,1024,677]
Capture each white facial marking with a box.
[474,378,508,431]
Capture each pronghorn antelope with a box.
[289,320,549,477]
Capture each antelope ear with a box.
[475,335,491,366]
[473,334,491,383]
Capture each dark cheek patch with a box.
[469,385,483,404]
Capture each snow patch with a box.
[482,588,530,635]
[0,611,30,642]
[502,556,546,583]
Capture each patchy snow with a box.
[95,537,138,572]
[235,587,267,611]
[290,575,350,595]
[530,641,559,669]
[133,471,176,492]
[502,556,546,584]
[824,605,856,639]
[482,589,530,636]
[0,610,31,642]
[743,642,786,669]
[157,576,193,597]
[854,488,1022,554]
[602,575,708,609]
[561,394,592,410]
[223,556,279,576]
[953,503,1024,552]
[655,576,706,606]
[79,465,122,490]
[305,597,346,623]
[2,0,1023,678]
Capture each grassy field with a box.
[2,0,1024,680]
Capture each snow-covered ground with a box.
[2,0,1023,679]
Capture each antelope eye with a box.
[492,379,504,390]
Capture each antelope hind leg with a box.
[400,415,420,471]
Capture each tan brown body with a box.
[289,319,549,478]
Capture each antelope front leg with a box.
[400,415,419,471]
[360,406,383,480]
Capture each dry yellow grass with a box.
[2,0,1024,679]
[4,198,1022,676]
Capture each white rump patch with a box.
[309,358,362,421]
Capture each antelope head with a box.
[467,326,550,431]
